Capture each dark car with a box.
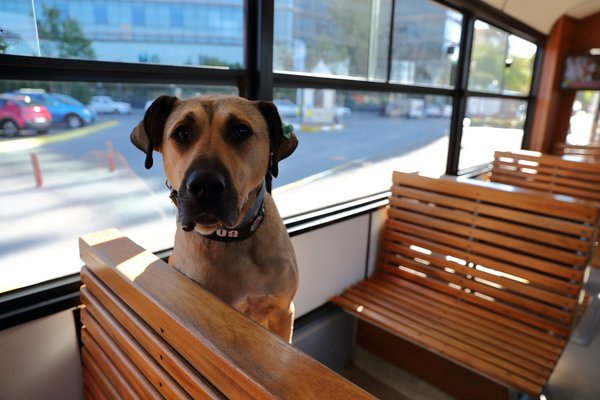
[0,94,52,136]
[10,89,95,129]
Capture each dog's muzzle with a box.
[174,163,238,232]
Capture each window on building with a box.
[0,1,244,68]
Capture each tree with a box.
[36,6,95,59]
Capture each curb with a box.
[294,123,345,133]
[0,120,119,153]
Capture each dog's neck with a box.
[167,179,266,243]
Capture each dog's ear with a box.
[256,100,298,178]
[130,95,178,169]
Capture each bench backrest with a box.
[79,229,374,400]
[380,172,598,340]
[555,142,600,160]
[489,150,600,202]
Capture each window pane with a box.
[391,0,462,87]
[459,97,526,171]
[468,21,537,95]
[274,0,392,80]
[272,87,452,216]
[567,90,600,145]
[0,0,244,68]
[0,80,237,292]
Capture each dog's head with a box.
[131,95,298,235]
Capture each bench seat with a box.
[79,228,374,400]
[332,171,598,397]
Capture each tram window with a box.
[567,91,600,145]
[271,88,452,217]
[0,0,244,68]
[274,0,392,80]
[469,21,537,95]
[390,0,463,87]
[459,97,527,171]
[0,80,237,293]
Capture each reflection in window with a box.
[567,90,600,145]
[0,0,245,68]
[468,21,537,95]
[274,0,392,80]
[459,97,527,171]
[391,0,462,87]
[0,80,237,293]
[272,88,451,216]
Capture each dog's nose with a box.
[185,170,226,199]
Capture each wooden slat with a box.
[382,230,581,296]
[83,311,162,400]
[81,268,223,399]
[83,349,118,400]
[381,239,576,309]
[359,278,561,361]
[82,289,194,400]
[80,228,374,400]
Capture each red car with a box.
[0,94,52,136]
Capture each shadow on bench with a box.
[332,171,598,398]
[79,228,374,399]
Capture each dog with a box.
[130,95,299,342]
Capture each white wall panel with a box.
[291,215,370,317]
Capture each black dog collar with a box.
[166,179,266,242]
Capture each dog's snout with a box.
[186,170,226,199]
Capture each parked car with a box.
[90,95,132,115]
[10,89,96,129]
[273,99,300,118]
[0,94,52,136]
[334,106,352,119]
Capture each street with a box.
[0,110,451,292]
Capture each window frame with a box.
[0,0,546,329]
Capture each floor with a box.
[341,268,600,400]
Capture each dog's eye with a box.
[172,126,191,144]
[230,124,252,142]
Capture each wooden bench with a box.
[488,150,600,269]
[79,228,374,400]
[332,171,598,398]
[488,150,600,203]
[555,142,600,160]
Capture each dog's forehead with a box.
[167,96,263,127]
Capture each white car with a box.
[90,95,132,115]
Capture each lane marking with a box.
[0,120,119,153]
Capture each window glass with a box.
[272,87,452,216]
[567,90,600,145]
[459,97,526,171]
[0,0,244,67]
[390,0,462,87]
[0,80,237,293]
[274,0,392,80]
[468,21,537,95]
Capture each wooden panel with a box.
[83,313,162,400]
[80,228,374,400]
[82,290,194,400]
[81,268,222,399]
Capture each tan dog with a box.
[131,95,299,342]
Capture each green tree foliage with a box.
[36,5,96,59]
